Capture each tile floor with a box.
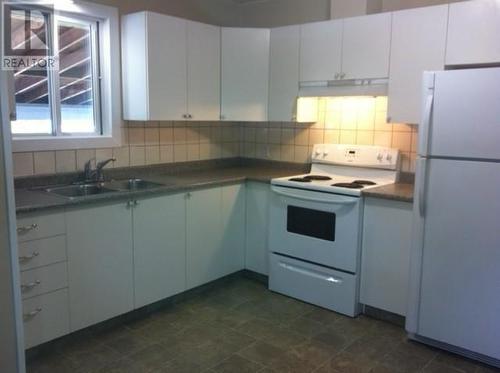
[27,277,499,373]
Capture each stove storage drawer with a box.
[269,253,359,317]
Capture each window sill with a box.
[11,134,122,152]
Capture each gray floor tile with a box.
[212,354,263,373]
[237,341,286,366]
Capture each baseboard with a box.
[362,305,405,327]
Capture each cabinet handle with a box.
[21,280,41,292]
[133,200,139,206]
[126,200,133,208]
[17,224,38,234]
[185,192,192,199]
[340,72,346,79]
[188,114,193,119]
[334,73,339,79]
[220,115,225,120]
[387,116,392,123]
[23,307,42,320]
[19,251,40,262]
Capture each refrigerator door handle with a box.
[417,158,427,217]
[419,93,434,157]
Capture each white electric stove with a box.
[268,144,400,317]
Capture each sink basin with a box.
[44,184,118,199]
[107,178,165,191]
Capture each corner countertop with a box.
[362,182,414,203]
[15,160,415,214]
[15,161,307,214]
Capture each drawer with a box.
[269,253,360,317]
[20,262,68,300]
[23,289,70,349]
[18,236,67,271]
[17,212,65,242]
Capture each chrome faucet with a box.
[83,158,116,183]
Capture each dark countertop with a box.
[15,159,415,214]
[15,161,307,214]
[362,182,414,203]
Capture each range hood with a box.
[299,78,388,97]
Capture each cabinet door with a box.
[133,194,186,308]
[245,182,270,275]
[221,184,246,275]
[299,20,343,82]
[66,203,134,331]
[186,188,223,288]
[221,28,270,121]
[360,198,412,316]
[269,25,300,122]
[388,5,448,124]
[446,0,500,66]
[187,21,220,121]
[147,12,188,120]
[342,13,391,79]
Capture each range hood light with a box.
[299,78,388,98]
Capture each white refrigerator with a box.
[406,68,500,367]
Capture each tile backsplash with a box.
[12,97,417,177]
[240,97,417,172]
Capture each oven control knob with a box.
[377,153,383,161]
[323,150,329,157]
[314,149,322,157]
[386,154,392,162]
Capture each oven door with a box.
[269,185,361,272]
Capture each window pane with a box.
[10,9,52,135]
[58,19,98,134]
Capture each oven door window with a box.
[287,206,335,241]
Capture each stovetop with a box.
[271,144,400,197]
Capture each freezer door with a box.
[417,158,500,360]
[428,68,500,160]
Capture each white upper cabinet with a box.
[388,5,448,124]
[342,13,392,80]
[221,28,270,121]
[269,25,300,122]
[299,20,343,82]
[187,21,221,121]
[122,12,220,121]
[446,0,500,66]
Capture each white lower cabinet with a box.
[245,182,270,275]
[360,198,412,316]
[133,194,186,308]
[66,203,134,331]
[22,289,70,349]
[222,184,246,275]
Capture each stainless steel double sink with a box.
[40,178,166,199]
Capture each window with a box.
[7,1,121,152]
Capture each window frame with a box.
[10,0,121,152]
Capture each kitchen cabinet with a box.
[446,0,500,66]
[360,198,412,316]
[122,12,220,121]
[221,184,246,275]
[66,202,134,331]
[299,20,343,82]
[187,20,221,121]
[388,5,448,124]
[269,25,300,122]
[133,194,186,308]
[186,187,223,288]
[221,28,270,121]
[341,13,392,80]
[245,182,270,275]
[299,14,390,82]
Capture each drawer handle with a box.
[279,261,343,284]
[19,251,40,262]
[21,280,41,292]
[23,307,42,320]
[17,224,38,234]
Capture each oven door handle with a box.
[271,185,358,205]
